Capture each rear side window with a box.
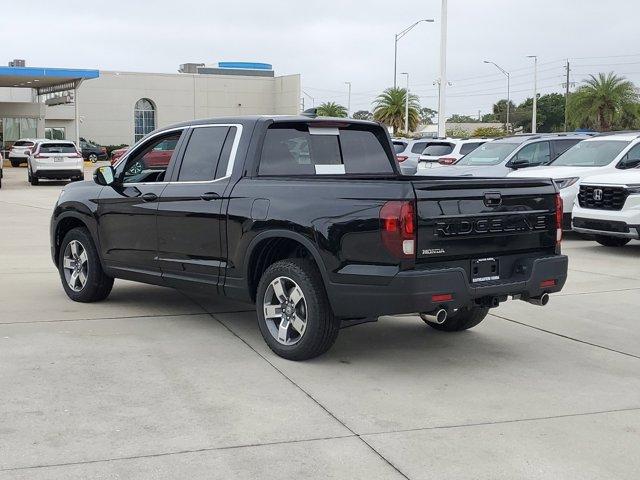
[410,141,428,154]
[39,143,77,154]
[178,126,236,181]
[259,125,393,175]
[422,143,454,156]
[459,142,484,155]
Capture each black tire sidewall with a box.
[595,235,630,247]
[256,259,336,360]
[58,227,112,302]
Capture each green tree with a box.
[372,87,421,134]
[316,102,348,118]
[567,72,639,131]
[515,93,566,132]
[492,99,517,126]
[447,114,480,123]
[352,110,373,120]
[420,107,437,124]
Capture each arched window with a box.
[134,98,156,142]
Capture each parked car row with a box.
[400,131,640,246]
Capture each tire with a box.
[423,306,489,332]
[58,227,114,302]
[29,170,39,185]
[256,258,339,360]
[10,160,20,167]
[88,153,98,163]
[595,235,630,247]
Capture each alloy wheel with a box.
[263,276,308,345]
[62,240,89,292]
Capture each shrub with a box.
[472,127,505,138]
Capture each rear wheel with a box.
[256,259,339,360]
[10,160,20,167]
[595,235,630,247]
[58,227,114,302]
[423,306,489,332]
[29,169,39,185]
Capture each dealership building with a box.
[0,60,301,151]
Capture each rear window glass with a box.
[422,143,454,156]
[259,125,393,175]
[410,141,428,154]
[460,142,484,155]
[393,141,407,153]
[14,141,34,147]
[38,143,77,154]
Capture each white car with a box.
[392,137,439,175]
[8,138,42,167]
[508,132,640,229]
[416,138,490,172]
[572,169,640,246]
[27,140,84,185]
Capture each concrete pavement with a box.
[1,165,639,479]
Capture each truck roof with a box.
[165,115,382,130]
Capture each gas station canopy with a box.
[0,66,99,94]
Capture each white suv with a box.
[416,138,489,172]
[508,133,640,229]
[572,169,640,246]
[8,138,42,167]
[27,140,84,185]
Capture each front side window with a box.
[617,143,640,169]
[552,140,630,167]
[513,141,550,166]
[177,126,236,181]
[258,124,393,176]
[134,98,156,143]
[457,142,520,166]
[120,131,182,184]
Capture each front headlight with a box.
[554,177,579,189]
[626,184,640,195]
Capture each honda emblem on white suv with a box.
[593,188,603,201]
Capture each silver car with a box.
[418,134,590,177]
[392,137,438,175]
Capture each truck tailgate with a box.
[412,177,558,263]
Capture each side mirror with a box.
[94,165,116,186]
[509,158,530,169]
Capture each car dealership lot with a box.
[1,166,640,479]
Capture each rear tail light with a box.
[432,293,453,302]
[555,193,563,245]
[396,155,408,163]
[380,200,415,259]
[438,157,457,165]
[540,279,557,288]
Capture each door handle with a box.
[200,192,220,201]
[141,192,158,202]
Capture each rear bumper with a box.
[326,255,568,318]
[34,169,83,179]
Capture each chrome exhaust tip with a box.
[420,308,448,325]
[523,292,550,306]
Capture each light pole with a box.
[394,18,434,88]
[344,82,352,117]
[527,55,538,133]
[484,60,510,132]
[437,0,447,138]
[401,72,409,133]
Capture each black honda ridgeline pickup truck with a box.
[51,116,567,360]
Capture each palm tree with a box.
[316,102,348,118]
[372,87,421,134]
[567,72,639,131]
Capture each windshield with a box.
[551,140,630,167]
[456,142,520,166]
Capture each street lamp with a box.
[527,55,538,133]
[394,18,434,88]
[401,72,409,133]
[484,60,510,132]
[344,82,352,117]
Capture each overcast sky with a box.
[6,0,640,119]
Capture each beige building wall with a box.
[75,71,301,146]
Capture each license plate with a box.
[54,157,65,162]
[471,257,499,283]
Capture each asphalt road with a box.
[1,164,639,479]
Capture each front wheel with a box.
[422,306,489,332]
[58,227,114,302]
[10,160,20,167]
[88,153,98,163]
[595,235,630,247]
[256,259,339,360]
[29,169,39,185]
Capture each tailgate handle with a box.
[483,192,502,207]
